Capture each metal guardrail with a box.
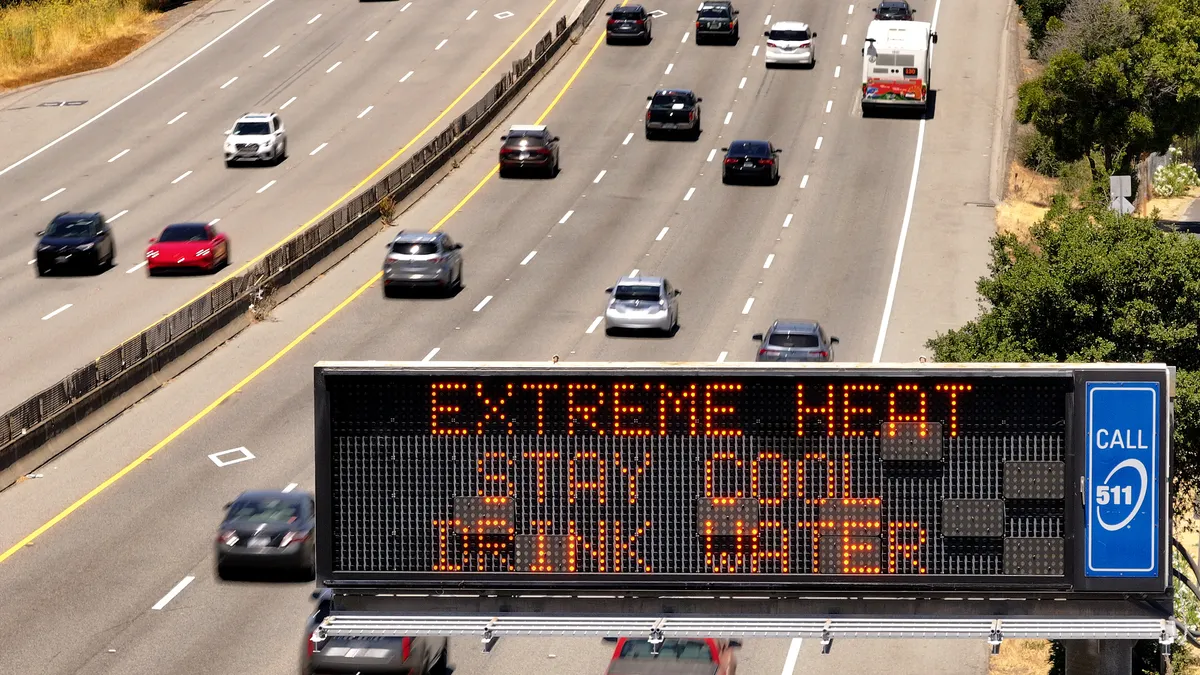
[0,2,598,477]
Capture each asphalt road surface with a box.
[0,0,1011,672]
[0,0,566,412]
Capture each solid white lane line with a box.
[256,180,276,194]
[264,45,280,57]
[815,136,823,150]
[707,148,717,162]
[717,351,728,362]
[171,170,192,184]
[307,12,321,24]
[358,105,373,119]
[623,132,634,145]
[400,71,414,82]
[559,210,574,224]
[108,149,130,163]
[467,9,478,19]
[209,218,221,225]
[366,30,379,41]
[849,4,854,14]
[40,187,65,201]
[326,61,342,73]
[873,0,942,362]
[0,0,279,179]
[167,111,187,125]
[835,65,841,78]
[739,76,747,89]
[594,169,606,183]
[283,483,298,493]
[741,298,754,314]
[783,213,793,228]
[520,250,537,265]
[281,96,296,109]
[107,209,128,223]
[473,295,493,312]
[310,142,328,156]
[586,316,604,334]
[764,254,774,269]
[126,261,148,274]
[151,576,195,610]
[656,227,669,241]
[401,1,411,9]
[800,175,809,189]
[422,347,440,361]
[42,304,72,321]
[436,38,448,50]
[665,63,674,74]
[825,100,833,113]
[683,187,696,201]
[841,34,847,45]
[723,111,732,125]
[764,14,772,24]
[220,76,238,89]
[752,45,760,56]
[780,639,804,675]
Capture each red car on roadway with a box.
[146,222,230,275]
[604,637,741,675]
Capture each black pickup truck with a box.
[644,89,702,140]
[695,1,739,44]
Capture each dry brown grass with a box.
[988,639,1051,675]
[1146,186,1200,221]
[996,161,1058,240]
[0,0,164,91]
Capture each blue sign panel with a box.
[1085,381,1160,577]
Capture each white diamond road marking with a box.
[649,9,667,18]
[209,447,255,467]
[494,10,514,19]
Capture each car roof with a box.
[52,211,101,221]
[615,276,665,286]
[232,489,308,502]
[237,113,273,120]
[392,230,442,242]
[865,19,932,47]
[769,21,810,31]
[769,319,822,333]
[509,124,547,132]
[879,1,910,7]
[698,1,732,7]
[728,139,770,151]
[654,89,695,96]
[613,3,645,10]
[164,222,210,229]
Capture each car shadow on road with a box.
[383,284,466,300]
[604,325,680,339]
[216,566,315,583]
[861,90,938,121]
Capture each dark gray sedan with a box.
[215,489,315,579]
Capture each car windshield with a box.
[728,141,769,157]
[45,218,96,238]
[619,639,712,660]
[392,241,439,255]
[506,132,546,146]
[226,497,302,523]
[233,121,271,135]
[613,285,661,301]
[768,29,810,41]
[612,7,641,18]
[158,225,209,242]
[767,332,820,348]
[651,93,690,107]
[698,7,730,18]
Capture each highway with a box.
[0,0,566,412]
[0,0,1010,673]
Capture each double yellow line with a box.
[0,0,622,564]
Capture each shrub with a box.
[1017,128,1063,177]
[1153,146,1200,198]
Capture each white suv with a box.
[764,21,817,67]
[223,112,288,166]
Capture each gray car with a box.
[752,319,839,361]
[382,230,463,297]
[604,276,680,335]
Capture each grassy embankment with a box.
[0,0,167,91]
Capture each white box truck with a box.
[860,19,938,116]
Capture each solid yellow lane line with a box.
[0,3,615,565]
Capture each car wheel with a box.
[216,563,231,580]
[455,266,464,291]
[36,264,49,277]
[604,326,615,336]
[430,642,449,675]
[606,35,614,45]
[645,128,655,140]
[498,165,510,178]
[225,160,235,168]
[383,283,396,299]
[644,31,652,44]
[280,140,288,161]
[692,123,702,141]
[722,171,731,185]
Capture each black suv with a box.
[606,4,653,44]
[874,1,915,20]
[695,1,739,43]
[34,211,116,276]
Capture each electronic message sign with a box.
[313,362,1171,597]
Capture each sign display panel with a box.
[314,364,1169,594]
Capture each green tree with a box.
[1015,0,1070,52]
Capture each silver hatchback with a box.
[752,319,839,361]
[382,230,463,297]
[604,276,680,335]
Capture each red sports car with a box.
[146,222,230,275]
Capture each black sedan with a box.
[721,140,781,185]
[34,211,116,276]
[214,489,315,579]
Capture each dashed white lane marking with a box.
[27,260,35,265]
[664,63,674,75]
[520,250,537,265]
[358,105,374,119]
[422,347,440,361]
[281,96,296,109]
[707,148,717,162]
[752,45,760,56]
[283,483,298,493]
[593,169,606,183]
[400,71,414,82]
[171,170,192,184]
[151,576,195,610]
[739,76,747,89]
[683,187,696,201]
[401,1,412,10]
[783,213,793,227]
[473,295,493,312]
[220,76,238,89]
[168,111,187,125]
[126,261,148,273]
[263,45,280,57]
[630,268,640,276]
[256,179,276,194]
[107,209,128,223]
[815,136,823,150]
[800,175,809,188]
[682,32,689,42]
[40,187,65,201]
[841,34,848,45]
[763,254,774,268]
[310,142,328,156]
[326,61,342,73]
[623,132,633,145]
[108,149,130,163]
[656,227,669,241]
[467,9,478,20]
[307,12,321,24]
[559,210,574,224]
[849,4,854,14]
[825,100,833,113]
[741,298,754,314]
[834,65,841,78]
[586,316,604,334]
[42,304,73,321]
[209,218,221,225]
[764,14,772,24]
[366,30,379,41]
[436,38,449,50]
[723,111,732,125]
[717,351,728,362]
